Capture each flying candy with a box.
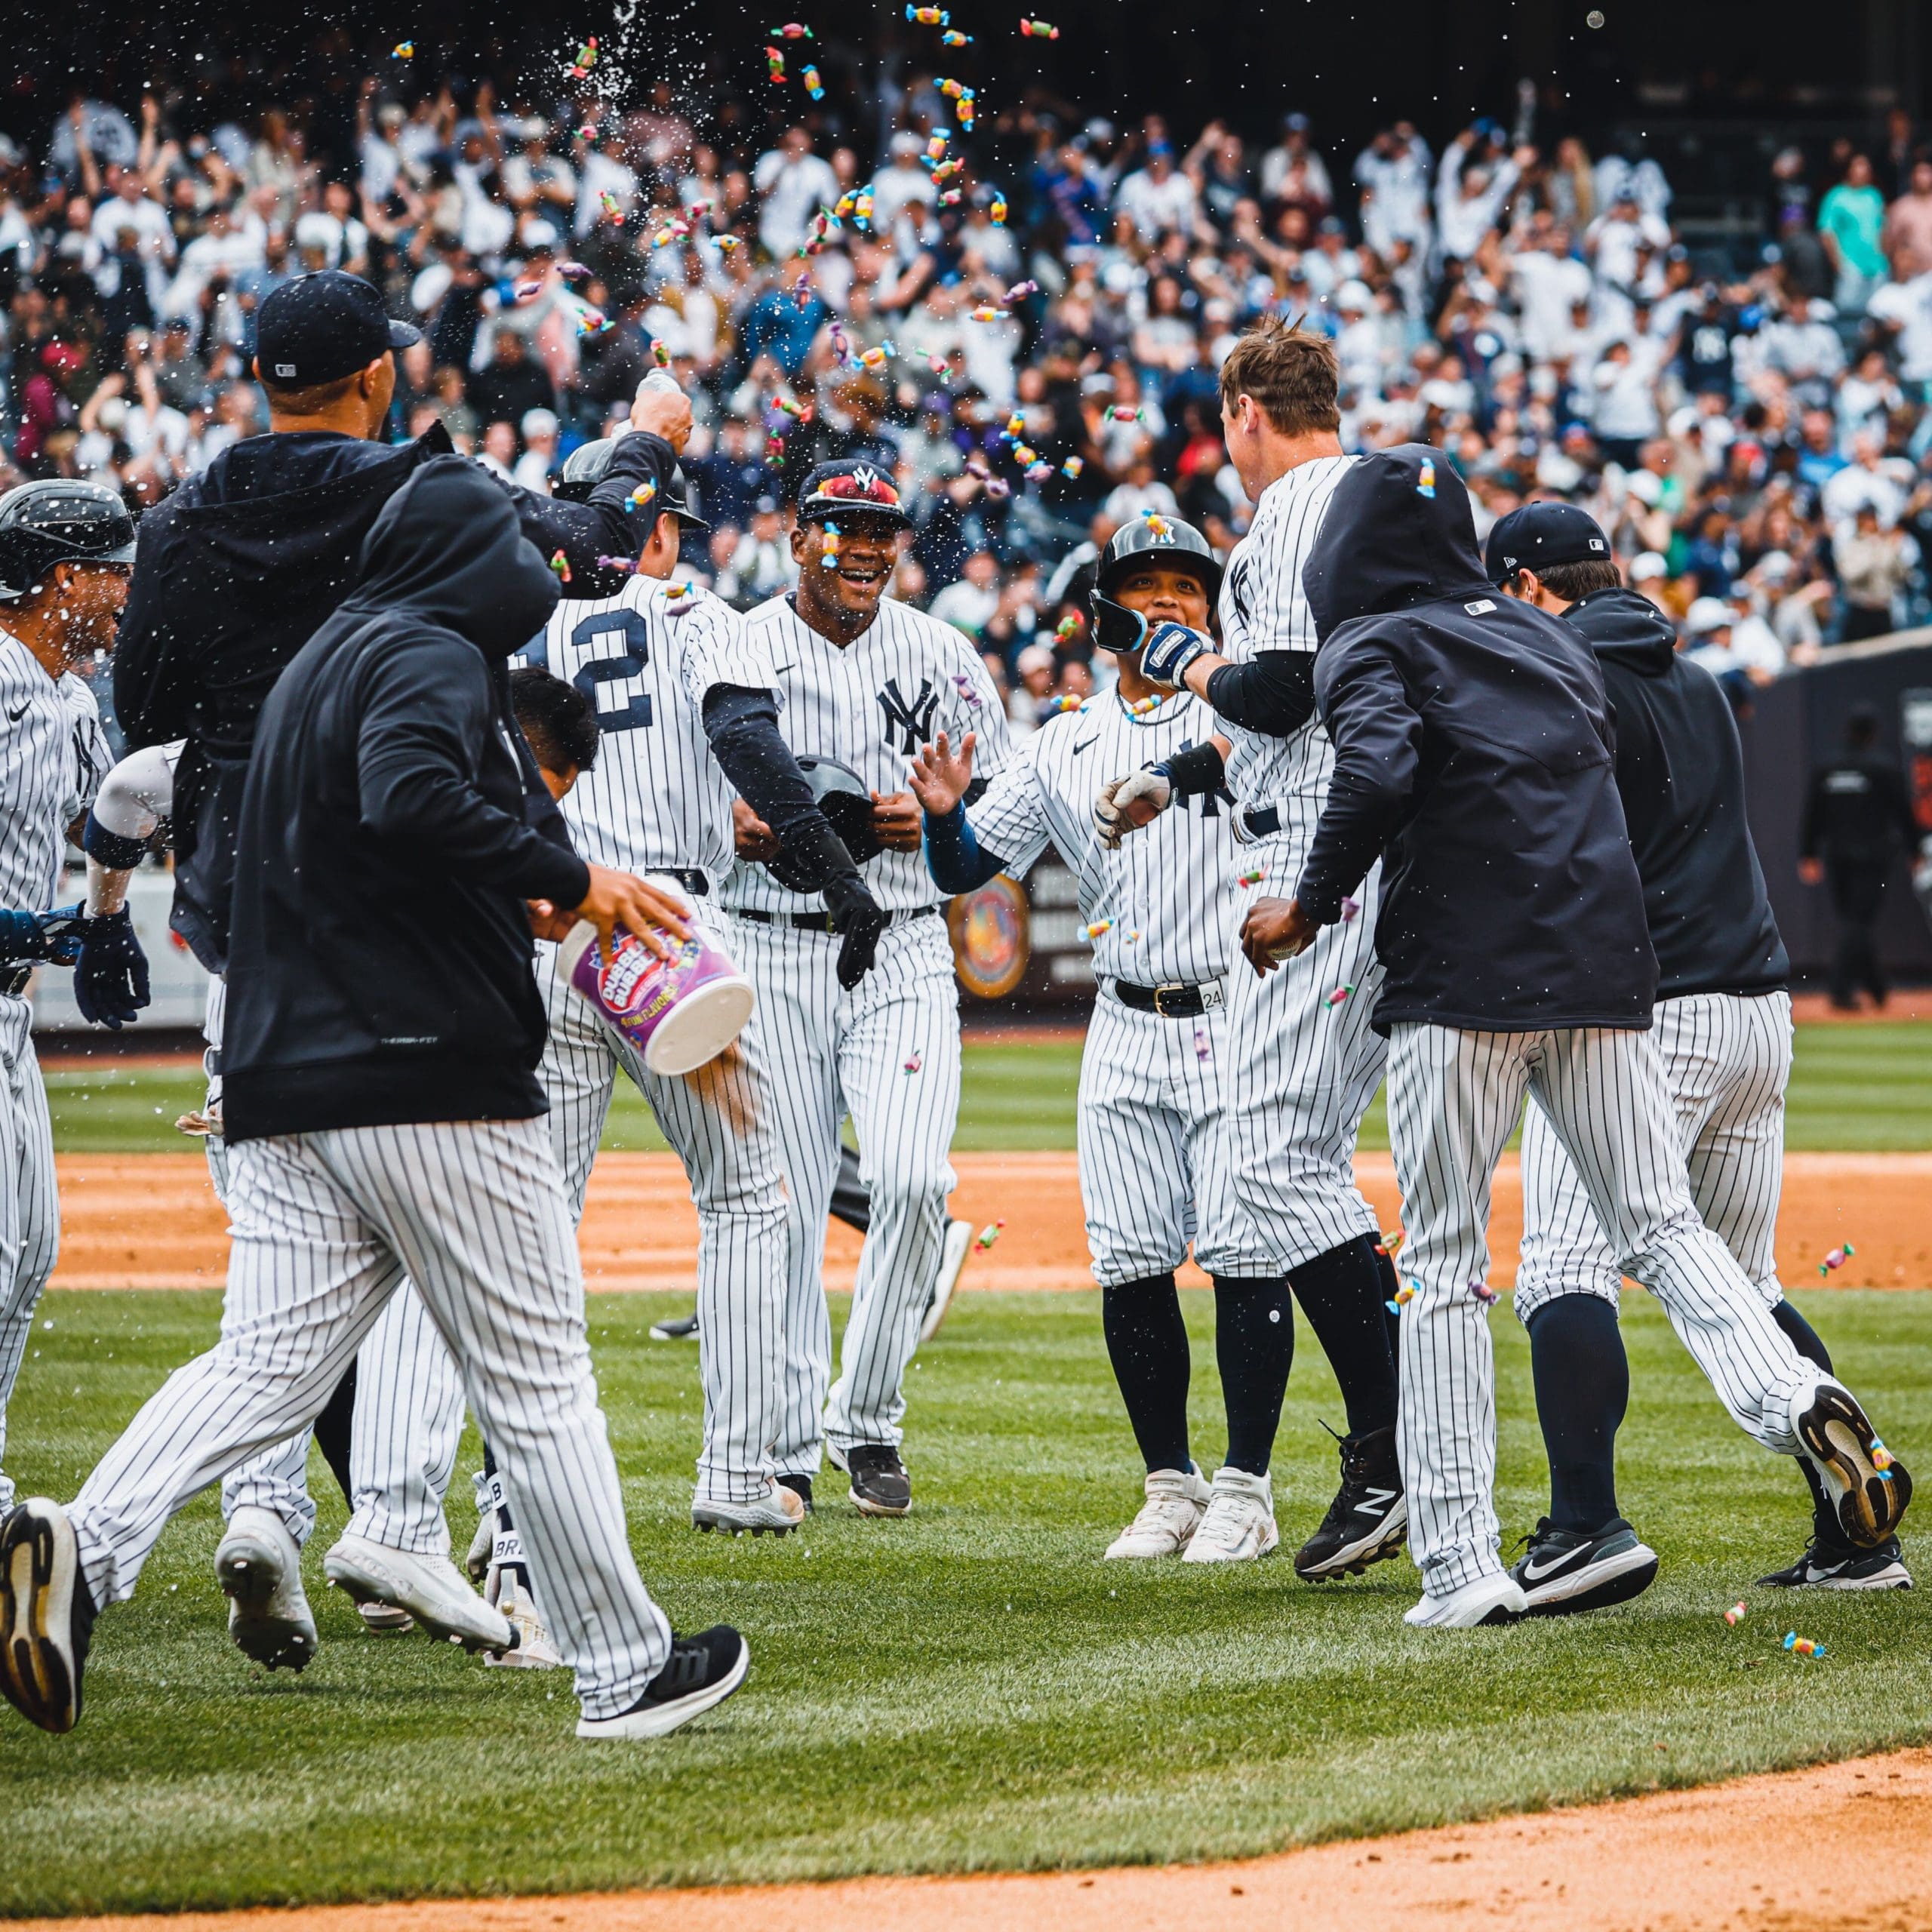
[926,134,949,163]
[573,38,598,67]
[765,45,786,81]
[859,344,892,370]
[1084,920,1113,940]
[1141,509,1174,540]
[599,190,623,220]
[1469,1281,1500,1306]
[1106,405,1143,422]
[1011,443,1038,466]
[773,392,811,420]
[548,551,571,583]
[1020,17,1060,36]
[1818,1242,1855,1277]
[661,580,696,598]
[627,481,657,509]
[771,21,814,35]
[1024,457,1051,478]
[575,307,612,337]
[1386,1281,1417,1314]
[685,200,713,220]
[938,76,968,97]
[989,192,1009,225]
[392,41,414,59]
[1005,279,1039,303]
[930,158,963,182]
[1235,867,1266,888]
[974,1219,1004,1251]
[512,275,546,303]
[1874,1438,1897,1472]
[802,65,824,98]
[1325,983,1354,1008]
[715,234,740,253]
[958,100,977,131]
[907,5,949,20]
[1724,1602,1748,1626]
[943,26,974,43]
[577,125,598,145]
[1340,895,1361,921]
[1380,1226,1406,1256]
[854,187,875,229]
[984,476,1012,499]
[1783,1632,1825,1660]
[1054,614,1084,643]
[651,340,672,367]
[903,1053,922,1073]
[835,191,857,220]
[971,306,1011,323]
[820,521,841,568]
[1061,455,1084,479]
[558,260,591,279]
[951,670,983,709]
[764,432,786,468]
[595,556,641,576]
[940,188,964,205]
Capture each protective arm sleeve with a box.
[83,743,177,869]
[1159,737,1227,798]
[921,802,1007,895]
[1203,651,1317,737]
[700,685,851,853]
[512,430,677,599]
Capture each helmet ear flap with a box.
[1088,589,1149,655]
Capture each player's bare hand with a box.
[570,865,694,959]
[526,898,580,943]
[1241,897,1318,974]
[907,731,976,816]
[629,377,693,453]
[869,789,924,851]
[733,795,780,862]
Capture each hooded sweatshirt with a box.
[1562,586,1788,999]
[220,457,584,1142]
[1296,445,1656,1034]
[112,420,670,972]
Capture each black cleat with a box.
[0,1499,95,1734]
[1790,1381,1911,1549]
[575,1626,749,1739]
[1294,1423,1407,1580]
[1509,1516,1660,1617]
[650,1309,700,1342]
[830,1441,912,1516]
[1758,1534,1912,1591]
[775,1472,814,1514]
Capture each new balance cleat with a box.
[1295,1423,1407,1580]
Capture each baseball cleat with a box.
[1790,1380,1911,1549]
[650,1310,700,1342]
[1509,1517,1659,1616]
[1295,1423,1408,1580]
[829,1441,912,1516]
[483,1572,563,1669]
[920,1217,974,1343]
[691,1483,806,1537]
[577,1625,748,1740]
[775,1472,815,1514]
[1758,1534,1912,1591]
[1404,1572,1528,1628]
[322,1536,514,1655]
[1106,1466,1213,1559]
[215,1506,318,1670]
[0,1498,94,1734]
[1181,1467,1279,1564]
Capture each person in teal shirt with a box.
[1819,154,1889,314]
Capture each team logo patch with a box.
[949,874,1029,1001]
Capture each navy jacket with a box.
[1564,586,1788,1000]
[114,421,670,972]
[1295,445,1657,1034]
[222,458,586,1142]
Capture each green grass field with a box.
[41,1020,1932,1154]
[7,1285,1931,1916]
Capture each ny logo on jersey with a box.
[877,675,938,754]
[1177,736,1236,819]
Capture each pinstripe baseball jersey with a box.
[0,631,108,908]
[965,690,1241,986]
[529,583,777,882]
[727,594,1013,914]
[1214,454,1356,820]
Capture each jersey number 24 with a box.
[569,610,654,732]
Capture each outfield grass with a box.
[42,1019,1932,1155]
[7,1285,1930,1915]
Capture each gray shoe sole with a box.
[217,1534,317,1672]
[0,1503,82,1733]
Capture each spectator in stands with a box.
[1818,152,1889,315]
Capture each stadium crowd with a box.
[11,35,1932,737]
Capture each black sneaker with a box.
[1790,1380,1911,1548]
[775,1472,814,1514]
[1759,1534,1913,1591]
[574,1625,749,1739]
[831,1441,912,1516]
[650,1310,700,1342]
[1294,1423,1407,1580]
[1509,1516,1659,1617]
[0,1499,96,1734]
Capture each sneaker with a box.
[483,1571,563,1669]
[1106,1467,1214,1559]
[1295,1423,1408,1580]
[357,1601,417,1635]
[1758,1534,1913,1590]
[0,1499,94,1733]
[829,1441,912,1516]
[1180,1467,1279,1564]
[920,1218,974,1343]
[1404,1572,1528,1628]
[214,1506,318,1672]
[1509,1517,1660,1616]
[575,1625,749,1740]
[650,1310,700,1342]
[322,1535,513,1654]
[1790,1380,1912,1549]
[692,1483,806,1537]
[775,1472,814,1515]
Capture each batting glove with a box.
[823,870,888,990]
[72,907,151,1030]
[0,904,85,967]
[1094,768,1174,848]
[1137,622,1213,691]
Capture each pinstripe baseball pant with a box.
[1386,1022,1817,1597]
[1518,991,1794,1320]
[68,1118,672,1713]
[537,928,789,1505]
[0,1006,59,1513]
[725,910,960,1466]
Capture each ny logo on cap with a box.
[852,464,881,492]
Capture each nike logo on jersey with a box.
[5,701,27,722]
[772,663,797,675]
[1072,736,1098,755]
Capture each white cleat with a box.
[691,1483,806,1537]
[1404,1572,1529,1628]
[1106,1466,1214,1559]
[1180,1466,1279,1564]
[483,1571,563,1669]
[920,1218,975,1344]
[215,1506,318,1672]
[322,1535,513,1654]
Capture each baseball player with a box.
[0,482,131,1518]
[1488,503,1909,1601]
[726,459,1011,1515]
[1250,445,1910,1629]
[1094,322,1407,1582]
[911,515,1308,1561]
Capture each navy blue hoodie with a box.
[1295,445,1657,1034]
[221,458,585,1142]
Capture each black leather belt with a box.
[726,903,940,934]
[0,964,31,997]
[655,868,710,898]
[1240,804,1281,839]
[1111,978,1225,1018]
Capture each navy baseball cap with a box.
[796,458,913,529]
[1484,502,1612,586]
[256,271,420,388]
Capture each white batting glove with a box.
[1094,768,1173,849]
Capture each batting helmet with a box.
[0,480,137,604]
[764,755,883,890]
[1088,512,1221,653]
[555,438,710,531]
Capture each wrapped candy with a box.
[820,521,841,568]
[854,187,875,229]
[1106,405,1143,422]
[1783,1632,1825,1660]
[1818,1242,1855,1276]
[652,340,673,367]
[627,481,658,509]
[835,191,857,219]
[577,125,598,146]
[1724,1602,1748,1626]
[1005,279,1040,303]
[558,260,592,279]
[974,1219,1004,1251]
[930,157,962,181]
[1385,1281,1417,1314]
[765,45,786,81]
[906,4,950,20]
[1024,459,1052,480]
[548,551,571,583]
[1340,895,1361,921]
[595,555,639,574]
[574,307,612,337]
[1084,919,1112,940]
[512,275,546,303]
[926,134,949,162]
[802,64,824,98]
[1234,868,1266,888]
[1060,455,1084,479]
[940,188,964,205]
[989,192,1009,225]
[859,343,892,370]
[1469,1281,1500,1306]
[392,40,414,58]
[984,475,1011,499]
[942,26,974,43]
[1054,614,1084,644]
[771,20,814,35]
[715,234,740,254]
[599,189,624,220]
[971,306,1010,323]
[1324,983,1353,1008]
[1020,17,1060,35]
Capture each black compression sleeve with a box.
[1203,651,1317,736]
[701,684,859,869]
[1161,738,1226,798]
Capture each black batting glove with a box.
[73,907,152,1029]
[822,870,888,990]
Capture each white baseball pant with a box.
[725,910,960,1467]
[1386,1022,1818,1598]
[537,923,788,1506]
[1517,990,1794,1321]
[0,1001,59,1512]
[68,1118,672,1716]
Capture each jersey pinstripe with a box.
[727,594,1013,914]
